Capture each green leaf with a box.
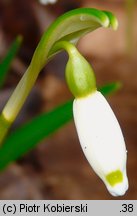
[98,81,122,95]
[0,36,22,88]
[0,82,121,171]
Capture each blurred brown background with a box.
[0,0,137,199]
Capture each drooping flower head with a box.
[65,43,128,196]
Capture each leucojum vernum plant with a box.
[0,8,128,196]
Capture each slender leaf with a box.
[99,81,122,95]
[0,82,121,171]
[0,36,22,88]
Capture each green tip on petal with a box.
[106,170,123,187]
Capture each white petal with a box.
[73,91,128,196]
[39,0,57,5]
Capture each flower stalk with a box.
[0,115,11,145]
[0,8,128,197]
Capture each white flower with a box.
[73,90,128,196]
[39,0,57,5]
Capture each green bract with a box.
[0,8,118,145]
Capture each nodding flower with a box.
[65,43,128,196]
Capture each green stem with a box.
[1,41,84,122]
[2,66,39,123]
[0,41,81,144]
[0,115,10,145]
[0,65,38,144]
